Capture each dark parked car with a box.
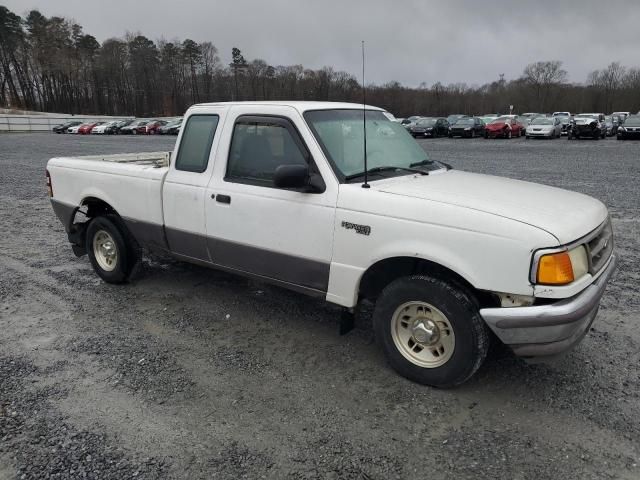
[52,120,82,133]
[402,115,423,131]
[617,115,640,140]
[158,118,183,135]
[448,117,485,138]
[104,120,133,135]
[568,114,605,140]
[446,114,468,125]
[409,117,448,137]
[120,120,149,135]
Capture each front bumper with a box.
[618,131,640,139]
[527,130,553,137]
[480,255,617,359]
[450,129,472,137]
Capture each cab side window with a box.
[226,116,310,188]
[174,115,220,173]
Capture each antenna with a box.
[361,40,370,189]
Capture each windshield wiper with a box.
[410,159,453,171]
[346,165,428,181]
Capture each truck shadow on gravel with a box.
[128,255,640,437]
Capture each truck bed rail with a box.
[64,151,171,168]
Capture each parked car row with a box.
[52,118,183,135]
[396,110,639,141]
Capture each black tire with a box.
[373,275,489,388]
[86,215,140,284]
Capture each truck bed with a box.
[47,151,171,231]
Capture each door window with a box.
[174,115,220,173]
[226,116,310,187]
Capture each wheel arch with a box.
[66,196,126,256]
[357,256,499,309]
[80,196,120,219]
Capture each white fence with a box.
[0,114,130,133]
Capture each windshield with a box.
[454,118,474,125]
[305,109,440,180]
[417,118,436,126]
[491,117,511,124]
[531,118,553,125]
[624,116,640,126]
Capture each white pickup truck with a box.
[47,101,616,387]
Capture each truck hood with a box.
[372,170,607,244]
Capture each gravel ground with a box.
[0,132,639,479]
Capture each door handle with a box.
[215,194,231,204]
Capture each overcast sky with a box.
[4,0,640,87]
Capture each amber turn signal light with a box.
[537,251,574,285]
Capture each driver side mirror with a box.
[274,164,325,193]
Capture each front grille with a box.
[586,219,613,274]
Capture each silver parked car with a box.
[525,116,562,139]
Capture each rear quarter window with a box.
[174,115,220,173]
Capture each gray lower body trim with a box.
[171,252,327,299]
[122,217,169,253]
[480,255,617,358]
[50,199,77,232]
[208,237,330,292]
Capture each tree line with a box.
[1,5,639,117]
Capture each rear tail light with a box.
[46,169,53,197]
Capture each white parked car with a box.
[526,116,562,139]
[66,124,85,134]
[92,120,119,134]
[46,101,616,387]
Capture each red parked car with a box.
[484,116,523,139]
[78,122,101,135]
[144,120,167,135]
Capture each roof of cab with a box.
[188,101,384,114]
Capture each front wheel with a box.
[86,215,140,284]
[373,275,489,387]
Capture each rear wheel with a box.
[373,275,489,387]
[86,215,140,284]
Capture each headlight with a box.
[569,246,588,279]
[618,127,626,132]
[533,245,588,285]
[465,127,471,130]
[536,251,573,284]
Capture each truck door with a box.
[162,109,226,261]
[204,106,338,295]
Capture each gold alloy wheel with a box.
[93,229,118,272]
[391,301,455,368]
